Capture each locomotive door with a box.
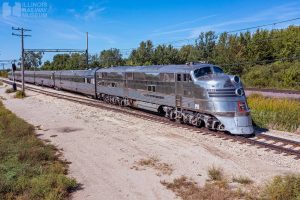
[175,73,183,108]
[52,72,55,87]
[175,95,182,107]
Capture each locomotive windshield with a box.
[213,66,224,73]
[194,67,212,78]
[194,66,224,79]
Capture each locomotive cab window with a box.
[194,67,212,78]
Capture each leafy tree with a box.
[195,31,217,62]
[50,54,70,70]
[152,44,180,65]
[89,54,101,68]
[99,48,123,67]
[178,45,198,63]
[128,40,154,65]
[22,52,43,70]
[67,53,86,70]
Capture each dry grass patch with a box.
[132,157,173,176]
[232,176,253,185]
[161,176,237,200]
[5,88,16,94]
[208,166,224,181]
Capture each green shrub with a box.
[262,174,300,200]
[15,91,26,99]
[242,61,300,90]
[248,94,300,132]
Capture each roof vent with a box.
[186,61,209,65]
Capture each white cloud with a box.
[149,3,300,39]
[152,14,217,34]
[67,4,106,21]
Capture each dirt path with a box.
[1,85,300,200]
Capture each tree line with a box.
[21,25,299,89]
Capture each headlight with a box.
[235,88,244,96]
[232,76,240,84]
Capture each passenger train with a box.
[8,64,254,135]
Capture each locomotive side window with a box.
[147,85,156,92]
[177,74,181,81]
[194,67,212,78]
[161,73,175,82]
[183,74,191,82]
[152,86,156,92]
[126,72,133,80]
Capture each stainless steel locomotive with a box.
[8,63,254,135]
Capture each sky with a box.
[0,0,300,67]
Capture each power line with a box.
[159,17,300,47]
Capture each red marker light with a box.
[238,101,247,112]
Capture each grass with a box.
[0,71,8,78]
[161,176,236,200]
[5,88,16,94]
[208,166,224,181]
[133,157,173,175]
[159,165,300,200]
[0,101,77,199]
[247,94,300,133]
[261,174,300,200]
[162,167,300,200]
[232,176,253,185]
[15,91,26,99]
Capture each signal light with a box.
[12,63,16,71]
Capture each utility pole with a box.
[86,32,89,66]
[12,27,31,93]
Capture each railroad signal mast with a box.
[12,27,31,93]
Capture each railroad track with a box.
[2,79,300,160]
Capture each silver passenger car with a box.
[24,71,35,83]
[34,71,55,87]
[55,69,97,96]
